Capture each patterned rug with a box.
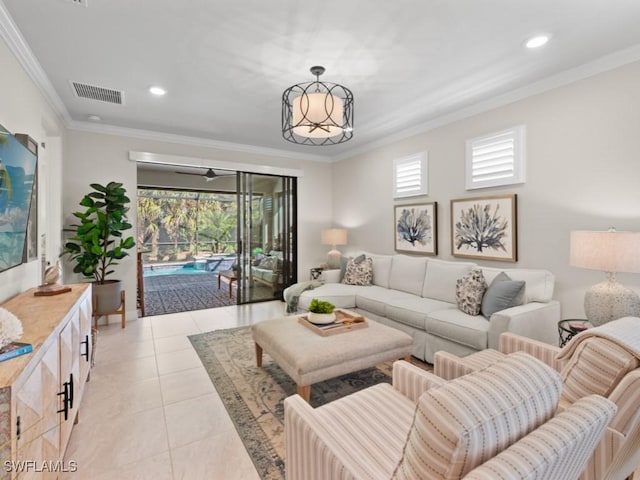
[144,273,235,316]
[189,327,403,480]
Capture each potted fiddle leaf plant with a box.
[62,182,135,315]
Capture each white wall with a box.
[63,130,333,318]
[333,60,640,318]
[0,39,64,304]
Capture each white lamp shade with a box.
[293,93,344,138]
[570,230,640,273]
[322,229,348,247]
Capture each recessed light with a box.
[87,114,102,122]
[149,86,167,96]
[525,34,550,49]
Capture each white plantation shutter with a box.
[466,126,525,189]
[393,152,428,198]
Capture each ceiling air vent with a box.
[71,81,124,105]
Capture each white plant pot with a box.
[308,311,336,325]
[93,280,123,315]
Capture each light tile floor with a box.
[63,300,287,480]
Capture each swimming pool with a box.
[143,264,211,277]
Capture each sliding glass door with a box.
[236,173,297,304]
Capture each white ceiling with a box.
[3,0,640,161]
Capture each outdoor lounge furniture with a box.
[433,316,640,480]
[284,352,616,480]
[251,250,284,292]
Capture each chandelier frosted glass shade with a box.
[282,66,354,146]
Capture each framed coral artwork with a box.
[450,194,517,262]
[394,202,437,255]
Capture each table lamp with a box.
[322,228,347,269]
[570,229,640,326]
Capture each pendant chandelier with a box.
[282,66,354,146]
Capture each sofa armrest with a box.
[284,395,362,480]
[392,360,446,402]
[607,369,640,436]
[320,269,341,283]
[498,332,565,372]
[488,300,560,350]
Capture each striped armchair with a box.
[434,316,640,480]
[284,352,616,480]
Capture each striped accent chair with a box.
[433,316,640,480]
[284,352,616,480]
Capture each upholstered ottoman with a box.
[251,314,414,401]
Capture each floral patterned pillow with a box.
[342,257,373,286]
[455,268,487,316]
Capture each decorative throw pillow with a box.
[342,257,373,286]
[455,269,487,315]
[481,272,525,318]
[258,256,276,270]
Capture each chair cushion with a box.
[481,267,555,303]
[355,287,416,318]
[316,383,416,479]
[455,268,487,315]
[393,352,563,480]
[386,297,456,330]
[364,252,393,288]
[481,272,525,317]
[561,337,640,404]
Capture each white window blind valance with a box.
[466,126,525,190]
[393,152,428,198]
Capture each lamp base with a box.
[327,249,342,269]
[584,279,640,327]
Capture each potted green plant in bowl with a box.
[62,182,135,315]
[308,298,336,324]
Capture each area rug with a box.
[189,327,419,480]
[144,273,235,315]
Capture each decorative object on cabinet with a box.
[394,202,437,255]
[570,229,640,326]
[0,284,93,472]
[35,260,72,296]
[0,342,33,363]
[451,194,517,262]
[62,181,135,316]
[0,307,23,348]
[321,228,347,269]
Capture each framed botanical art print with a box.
[450,194,517,262]
[394,202,437,255]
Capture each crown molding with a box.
[332,43,640,163]
[68,120,331,162]
[0,1,72,124]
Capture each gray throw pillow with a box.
[481,272,525,318]
[339,256,349,282]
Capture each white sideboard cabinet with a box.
[0,284,92,479]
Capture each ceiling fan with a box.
[175,168,235,182]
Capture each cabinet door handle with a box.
[16,415,21,440]
[57,383,69,421]
[81,334,90,361]
[68,373,74,410]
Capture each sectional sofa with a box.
[295,253,560,362]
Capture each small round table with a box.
[558,319,592,347]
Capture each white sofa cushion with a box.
[355,287,417,318]
[389,255,428,297]
[481,267,555,303]
[422,259,476,303]
[386,297,457,330]
[297,284,360,310]
[426,308,491,350]
[363,252,393,288]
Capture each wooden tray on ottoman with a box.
[298,309,367,336]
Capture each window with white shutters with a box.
[465,126,525,190]
[393,152,428,198]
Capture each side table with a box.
[310,267,324,280]
[558,319,592,347]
